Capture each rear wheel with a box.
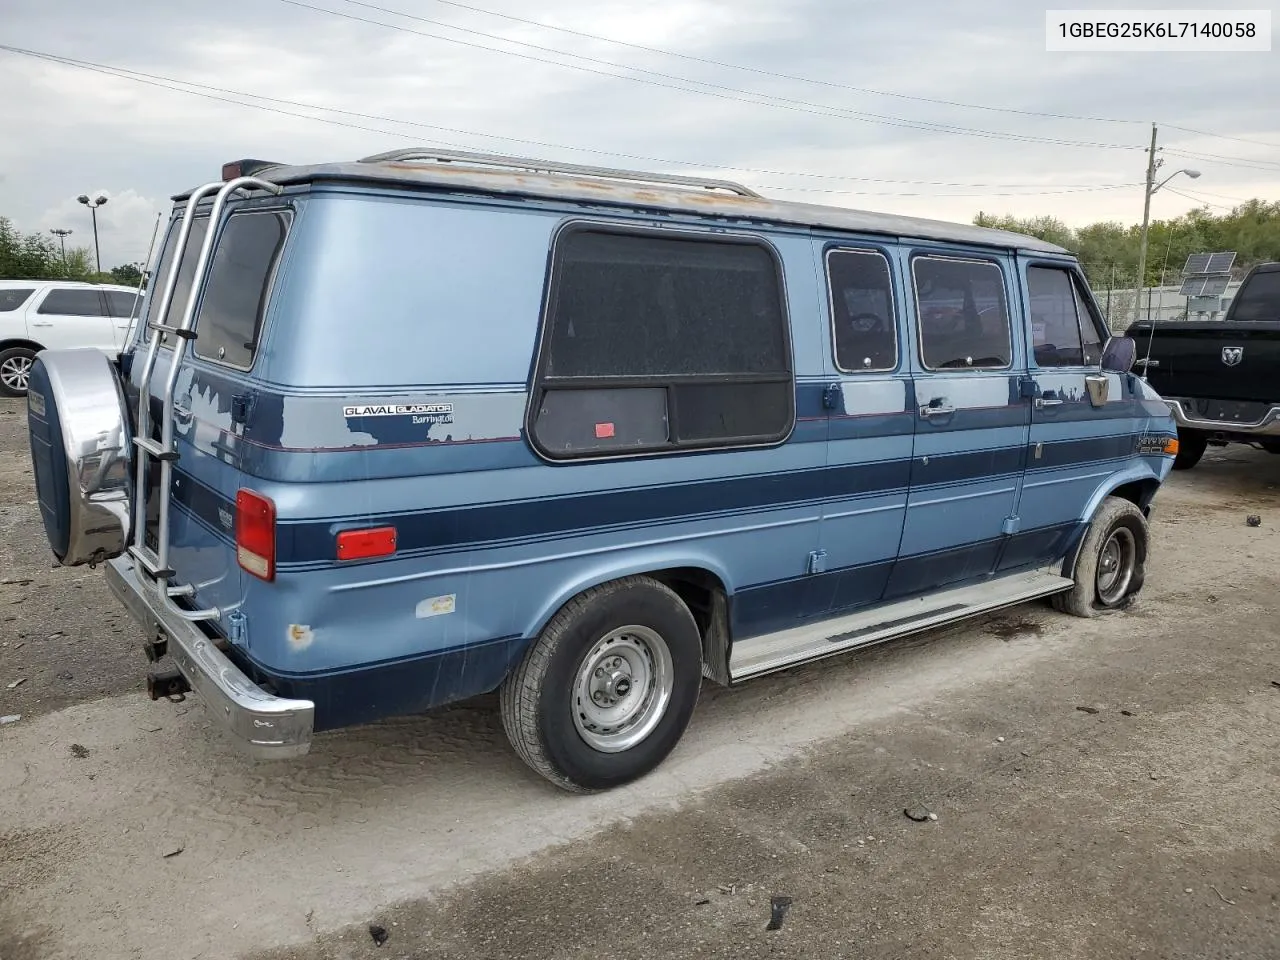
[1053,497,1148,618]
[500,576,702,792]
[1172,429,1207,470]
[0,346,36,398]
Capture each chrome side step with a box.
[729,568,1074,681]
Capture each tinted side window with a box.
[37,289,105,317]
[193,210,291,368]
[0,289,34,312]
[532,227,793,458]
[105,291,140,318]
[827,249,898,372]
[913,257,1011,370]
[1027,267,1084,366]
[1072,278,1105,364]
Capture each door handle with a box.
[1034,397,1064,408]
[919,402,955,418]
[31,321,53,327]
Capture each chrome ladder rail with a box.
[128,176,283,621]
[129,181,222,578]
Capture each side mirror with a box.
[1100,335,1137,374]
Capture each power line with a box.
[1162,187,1237,210]
[0,44,1139,195]
[1162,148,1280,172]
[1161,123,1280,150]
[349,0,1280,155]
[341,0,1144,126]
[276,0,1144,151]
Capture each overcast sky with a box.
[1,0,1277,269]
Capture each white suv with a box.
[0,280,142,397]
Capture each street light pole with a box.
[49,228,73,276]
[1133,124,1201,322]
[77,194,108,274]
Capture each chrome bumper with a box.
[1165,399,1280,438]
[105,555,314,759]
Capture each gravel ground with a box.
[1,394,1278,960]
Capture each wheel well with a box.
[0,339,45,355]
[1108,479,1160,515]
[648,567,732,686]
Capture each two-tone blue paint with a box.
[124,181,1176,731]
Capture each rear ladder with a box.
[126,175,283,622]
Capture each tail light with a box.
[236,489,276,581]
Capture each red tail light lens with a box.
[236,489,276,581]
[336,526,397,561]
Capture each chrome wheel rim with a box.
[572,625,673,753]
[1,355,32,393]
[1096,527,1136,605]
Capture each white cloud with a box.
[35,190,166,271]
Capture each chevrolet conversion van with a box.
[26,148,1178,791]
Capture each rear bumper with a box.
[1165,399,1280,438]
[105,555,315,759]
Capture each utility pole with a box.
[49,228,73,275]
[1134,123,1158,323]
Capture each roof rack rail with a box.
[357,147,761,199]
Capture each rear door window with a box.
[192,210,291,369]
[144,216,210,344]
[37,289,106,316]
[0,289,34,312]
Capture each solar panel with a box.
[1179,277,1206,296]
[1182,253,1212,275]
[1205,252,1237,274]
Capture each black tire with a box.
[1172,429,1207,470]
[1052,497,1148,618]
[500,576,702,792]
[0,346,37,399]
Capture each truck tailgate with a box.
[1127,321,1280,404]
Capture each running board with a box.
[729,568,1074,681]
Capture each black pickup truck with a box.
[1126,261,1280,470]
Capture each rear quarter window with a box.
[1230,270,1280,321]
[0,289,34,312]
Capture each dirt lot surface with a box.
[1,394,1278,960]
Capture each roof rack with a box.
[357,147,761,199]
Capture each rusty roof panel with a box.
[175,154,1072,255]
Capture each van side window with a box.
[193,210,291,369]
[38,289,106,317]
[531,226,793,458]
[827,249,897,372]
[1027,266,1085,366]
[1073,278,1106,364]
[913,256,1011,370]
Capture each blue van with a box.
[25,148,1178,791]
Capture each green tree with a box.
[110,263,143,286]
[0,216,96,280]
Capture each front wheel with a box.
[500,576,703,792]
[0,346,37,398]
[1053,497,1149,618]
